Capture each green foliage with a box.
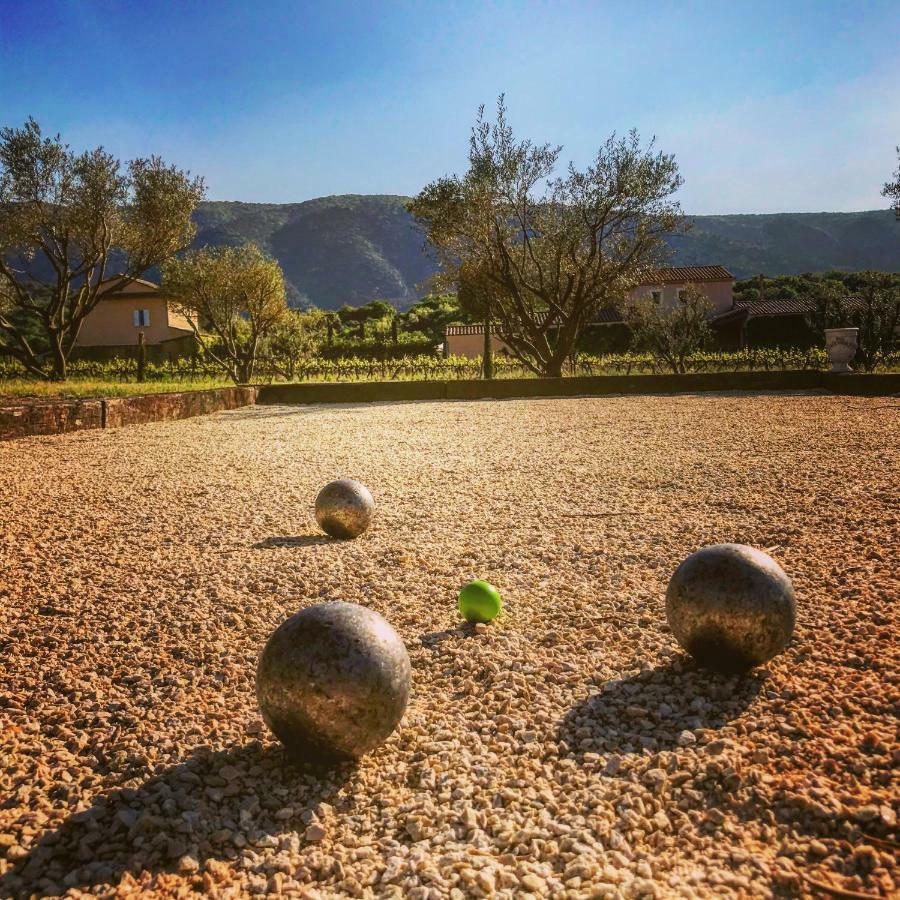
[0,118,205,379]
[400,293,472,343]
[408,96,685,377]
[623,286,712,373]
[162,243,287,383]
[735,271,900,369]
[3,347,898,387]
[734,271,900,301]
[307,292,467,355]
[266,309,327,379]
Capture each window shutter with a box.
[133,310,140,327]
[143,309,151,326]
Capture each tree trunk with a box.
[50,335,67,381]
[482,302,494,380]
[544,358,564,378]
[237,358,253,384]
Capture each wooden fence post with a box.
[137,332,146,383]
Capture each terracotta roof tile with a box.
[734,298,814,316]
[640,265,733,284]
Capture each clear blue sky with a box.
[1,0,898,214]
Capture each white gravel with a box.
[0,393,897,898]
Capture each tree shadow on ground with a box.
[0,743,355,899]
[252,535,334,549]
[558,657,764,758]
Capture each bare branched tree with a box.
[0,119,204,379]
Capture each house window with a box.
[133,309,150,327]
[650,290,662,304]
[675,288,686,302]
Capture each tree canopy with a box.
[162,243,287,384]
[408,97,685,376]
[0,118,204,379]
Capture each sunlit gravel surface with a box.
[1,393,897,898]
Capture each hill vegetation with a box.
[189,196,899,310]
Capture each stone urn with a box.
[825,327,858,373]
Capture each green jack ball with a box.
[458,580,502,623]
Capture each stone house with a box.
[444,265,738,356]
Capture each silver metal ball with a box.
[315,479,374,539]
[256,601,410,762]
[666,544,796,674]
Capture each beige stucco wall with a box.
[629,280,733,313]
[445,332,512,358]
[76,293,192,347]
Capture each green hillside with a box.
[191,197,900,310]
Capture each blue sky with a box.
[1,0,898,214]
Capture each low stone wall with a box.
[103,387,257,429]
[259,370,900,405]
[3,372,896,441]
[0,398,104,441]
[0,387,256,442]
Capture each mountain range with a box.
[191,196,900,310]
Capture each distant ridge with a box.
[190,196,900,310]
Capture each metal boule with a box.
[666,543,796,674]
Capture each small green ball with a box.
[458,580,503,624]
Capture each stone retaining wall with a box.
[0,387,256,442]
[0,399,104,441]
[258,371,900,405]
[102,387,257,429]
[3,372,897,441]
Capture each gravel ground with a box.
[0,393,897,899]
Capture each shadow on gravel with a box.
[253,535,333,549]
[0,743,355,899]
[224,406,321,420]
[558,658,764,758]
[419,623,483,647]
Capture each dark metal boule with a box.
[256,601,410,762]
[665,543,796,674]
[315,479,374,539]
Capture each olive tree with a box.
[162,244,287,384]
[623,285,712,374]
[0,118,204,379]
[267,308,327,380]
[408,97,685,377]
